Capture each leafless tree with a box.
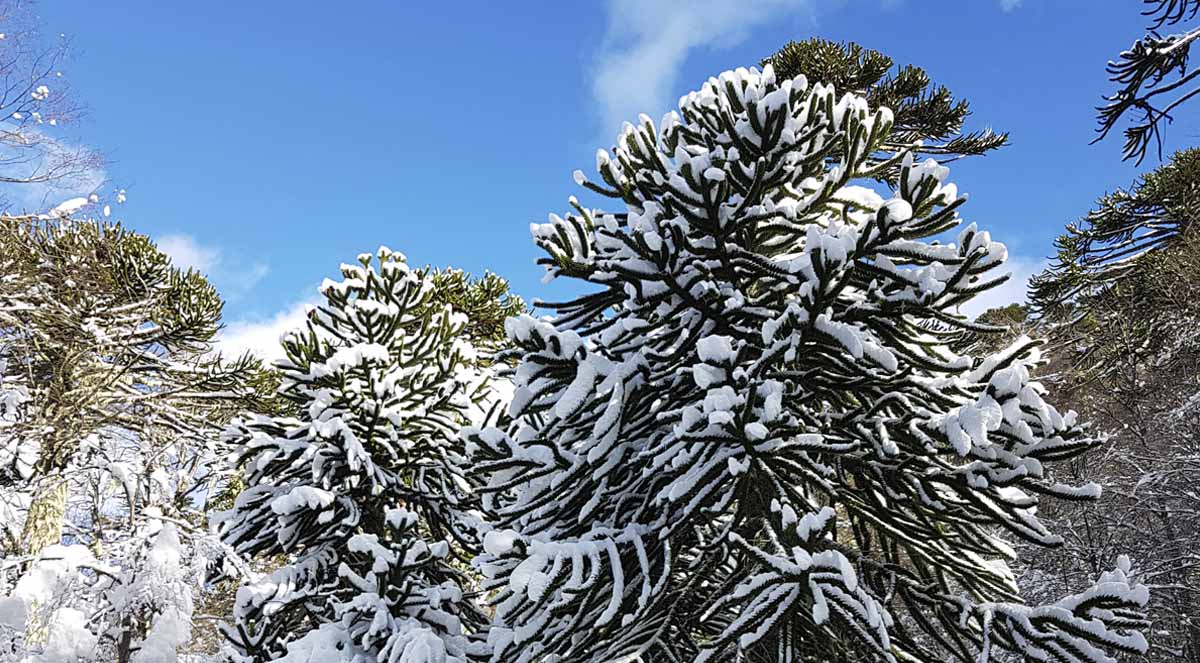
[1019,238,1200,661]
[0,0,103,212]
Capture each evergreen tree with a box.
[0,213,261,661]
[1026,147,1200,660]
[0,214,256,556]
[1095,0,1200,163]
[427,269,527,358]
[763,38,1007,174]
[220,248,492,663]
[1030,147,1199,327]
[467,65,1148,663]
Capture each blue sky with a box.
[35,0,1200,356]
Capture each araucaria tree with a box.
[0,215,256,555]
[763,38,1008,167]
[1096,0,1200,163]
[1031,147,1200,323]
[0,214,260,662]
[466,66,1149,662]
[220,248,490,662]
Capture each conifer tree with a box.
[1031,147,1199,323]
[763,38,1008,174]
[0,213,263,661]
[220,248,492,663]
[0,214,256,556]
[1029,147,1198,384]
[1096,0,1200,163]
[467,65,1148,663]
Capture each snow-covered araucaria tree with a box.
[0,214,265,662]
[0,214,258,556]
[220,248,491,663]
[466,66,1149,663]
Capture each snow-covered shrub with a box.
[0,515,210,663]
[465,65,1149,663]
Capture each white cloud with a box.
[591,0,811,135]
[999,0,1022,12]
[162,234,289,360]
[217,297,316,362]
[158,234,220,273]
[155,233,269,299]
[959,254,1048,319]
[239,262,271,292]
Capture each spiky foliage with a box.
[428,269,527,357]
[763,38,1007,174]
[0,215,256,554]
[467,65,1147,663]
[220,248,490,663]
[1096,0,1200,163]
[1030,148,1199,371]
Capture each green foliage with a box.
[427,268,526,355]
[0,216,256,482]
[1031,147,1200,323]
[471,66,1147,663]
[1096,0,1200,163]
[763,37,1008,170]
[220,248,488,661]
[976,303,1030,328]
[1022,132,1200,659]
[1,218,224,348]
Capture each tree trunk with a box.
[116,615,135,663]
[21,475,67,556]
[17,476,68,647]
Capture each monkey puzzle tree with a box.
[1031,147,1199,324]
[0,214,260,662]
[0,214,256,556]
[762,37,1008,174]
[467,65,1148,663]
[220,248,495,663]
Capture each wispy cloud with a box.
[158,234,220,273]
[156,233,269,300]
[591,0,811,136]
[960,254,1048,319]
[217,297,316,362]
[999,0,1022,12]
